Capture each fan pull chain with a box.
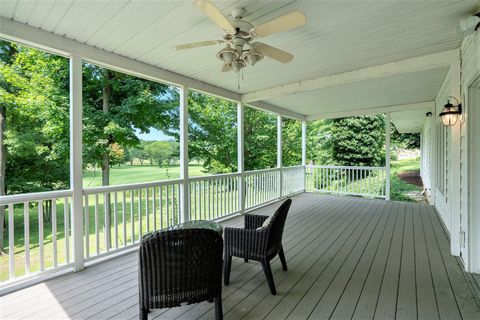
[237,72,240,90]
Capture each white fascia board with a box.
[247,101,305,120]
[305,102,435,121]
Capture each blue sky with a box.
[135,128,173,141]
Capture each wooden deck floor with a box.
[1,193,479,319]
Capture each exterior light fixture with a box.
[439,96,462,126]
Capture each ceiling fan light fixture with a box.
[246,49,263,66]
[217,45,238,64]
[231,59,246,73]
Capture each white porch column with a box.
[70,55,84,272]
[179,85,189,223]
[301,120,307,192]
[237,102,245,214]
[277,114,283,199]
[385,113,391,201]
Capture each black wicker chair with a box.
[223,199,292,295]
[139,228,223,320]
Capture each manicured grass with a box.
[83,164,208,187]
[1,164,211,281]
[390,159,422,202]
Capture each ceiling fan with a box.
[172,0,307,73]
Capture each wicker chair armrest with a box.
[244,214,269,230]
[224,227,268,259]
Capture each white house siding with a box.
[434,70,454,235]
[421,118,433,203]
[460,30,480,273]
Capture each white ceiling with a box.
[265,67,449,117]
[391,108,433,133]
[1,0,478,118]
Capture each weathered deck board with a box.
[1,193,479,320]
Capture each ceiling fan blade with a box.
[195,0,235,33]
[252,10,306,37]
[172,40,223,50]
[254,43,294,63]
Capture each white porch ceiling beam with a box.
[242,50,459,103]
[305,102,434,121]
[246,101,305,120]
[0,17,304,120]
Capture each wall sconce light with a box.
[439,96,462,126]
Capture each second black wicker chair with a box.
[223,199,292,295]
[139,228,223,320]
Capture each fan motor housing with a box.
[230,19,254,38]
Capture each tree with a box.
[82,64,178,248]
[282,118,302,166]
[331,115,386,167]
[392,127,420,149]
[129,146,149,165]
[306,119,334,165]
[244,107,277,170]
[144,140,179,167]
[0,41,71,250]
[187,92,237,173]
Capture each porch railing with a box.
[0,190,74,282]
[189,173,240,220]
[1,166,305,284]
[306,165,387,198]
[245,168,280,209]
[1,164,388,285]
[82,179,182,262]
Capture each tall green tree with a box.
[282,118,302,166]
[187,92,237,173]
[0,41,70,251]
[306,119,334,165]
[244,107,277,170]
[331,115,386,166]
[82,64,178,248]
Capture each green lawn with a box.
[2,161,421,281]
[83,164,208,187]
[2,164,211,281]
[390,159,422,202]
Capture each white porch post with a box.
[277,114,283,199]
[385,113,391,201]
[70,55,84,272]
[302,120,307,192]
[237,102,245,214]
[179,85,189,223]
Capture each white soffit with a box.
[0,0,477,96]
[265,67,449,118]
[390,108,433,133]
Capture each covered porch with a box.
[2,193,479,319]
[1,1,480,319]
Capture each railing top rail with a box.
[83,178,183,195]
[188,172,240,181]
[282,165,305,170]
[245,167,280,174]
[309,165,386,170]
[0,190,73,205]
